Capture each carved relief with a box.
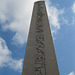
[34,2,46,75]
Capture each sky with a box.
[0,0,75,75]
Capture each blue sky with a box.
[0,0,75,75]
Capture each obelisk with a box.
[22,1,59,75]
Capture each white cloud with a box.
[0,38,23,72]
[62,17,69,25]
[45,0,64,36]
[72,17,75,25]
[71,2,75,25]
[72,2,75,14]
[12,32,26,45]
[0,0,64,45]
[8,59,23,72]
[46,5,64,29]
[0,0,41,45]
[68,71,75,75]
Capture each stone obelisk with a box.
[22,1,59,75]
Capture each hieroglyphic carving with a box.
[34,2,46,75]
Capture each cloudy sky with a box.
[0,0,75,75]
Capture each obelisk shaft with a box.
[22,1,59,75]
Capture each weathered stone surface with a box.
[22,1,59,75]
